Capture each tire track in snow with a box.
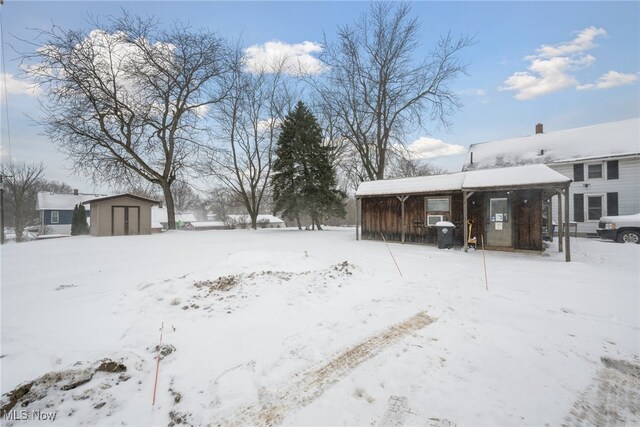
[221,311,436,426]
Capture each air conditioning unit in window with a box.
[426,215,445,226]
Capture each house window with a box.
[586,195,603,221]
[489,197,509,222]
[573,163,584,182]
[587,163,603,179]
[51,211,59,224]
[607,160,619,180]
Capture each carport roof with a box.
[355,164,571,197]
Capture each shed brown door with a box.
[486,195,512,247]
[113,207,126,236]
[112,206,140,236]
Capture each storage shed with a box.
[83,194,161,236]
[355,164,574,261]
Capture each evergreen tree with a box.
[78,204,89,234]
[71,204,80,236]
[271,101,346,230]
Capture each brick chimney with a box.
[535,123,543,134]
[73,189,79,195]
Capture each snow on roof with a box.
[464,118,640,170]
[36,192,107,211]
[356,172,466,197]
[355,164,570,197]
[461,164,571,189]
[185,221,226,228]
[227,214,285,224]
[82,193,161,205]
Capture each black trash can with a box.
[435,221,456,249]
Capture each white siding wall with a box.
[550,157,640,235]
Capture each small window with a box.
[51,211,59,224]
[426,198,449,212]
[489,198,509,222]
[587,195,603,221]
[607,160,619,180]
[573,163,584,182]
[587,163,602,179]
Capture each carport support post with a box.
[397,195,408,243]
[557,191,563,253]
[355,197,360,241]
[564,185,571,262]
[463,191,468,252]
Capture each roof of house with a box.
[150,207,199,227]
[463,118,640,170]
[36,192,107,211]
[82,193,162,205]
[184,221,226,228]
[355,164,571,197]
[227,214,285,224]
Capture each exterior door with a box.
[486,194,512,247]
[128,207,139,235]
[113,207,126,236]
[112,206,140,236]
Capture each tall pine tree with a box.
[271,102,345,230]
[78,204,89,234]
[70,204,80,236]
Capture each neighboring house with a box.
[182,221,229,231]
[226,214,286,228]
[355,164,572,260]
[36,190,107,235]
[462,118,640,236]
[150,207,199,231]
[82,193,161,236]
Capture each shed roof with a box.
[463,118,639,170]
[82,193,161,205]
[36,192,107,211]
[355,164,571,197]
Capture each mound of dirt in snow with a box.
[0,358,130,419]
[184,262,358,313]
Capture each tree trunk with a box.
[161,182,177,230]
[296,214,302,230]
[250,212,258,230]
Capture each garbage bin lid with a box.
[435,221,455,227]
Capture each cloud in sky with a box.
[577,70,639,91]
[500,27,638,100]
[0,73,40,97]
[405,137,466,159]
[244,40,325,76]
[534,26,606,59]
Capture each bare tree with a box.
[24,13,229,229]
[170,180,203,213]
[386,155,447,178]
[2,162,45,242]
[316,2,472,181]
[203,47,294,229]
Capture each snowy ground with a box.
[1,228,639,426]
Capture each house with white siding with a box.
[462,118,640,236]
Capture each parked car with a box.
[597,213,640,244]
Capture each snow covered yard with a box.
[1,228,638,426]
